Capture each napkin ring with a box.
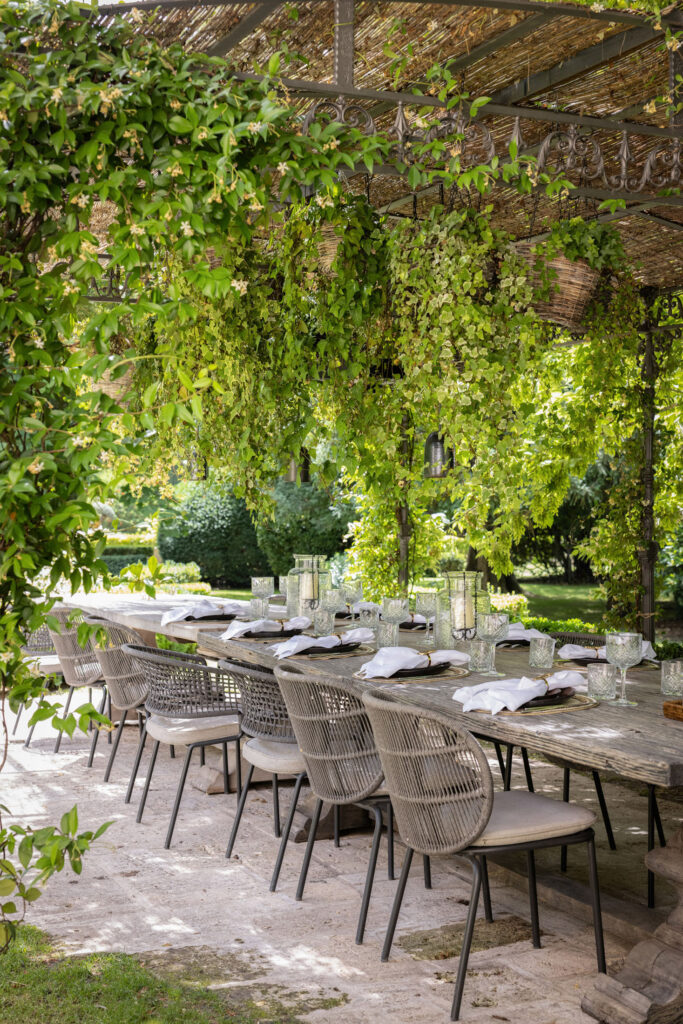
[426,652,432,666]
[533,674,551,690]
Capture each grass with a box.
[210,588,254,601]
[519,581,605,624]
[0,927,289,1024]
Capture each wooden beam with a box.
[206,2,280,58]
[232,70,683,140]
[490,24,661,106]
[93,0,658,28]
[334,0,355,90]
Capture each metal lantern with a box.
[435,571,485,644]
[424,432,450,478]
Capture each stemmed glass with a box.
[605,632,642,707]
[475,612,509,677]
[342,579,363,616]
[322,588,345,615]
[358,605,380,648]
[378,597,408,647]
[415,591,437,649]
[252,577,274,600]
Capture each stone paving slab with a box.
[2,710,639,1023]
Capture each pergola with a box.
[90,0,683,641]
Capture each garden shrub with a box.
[489,591,529,619]
[157,482,268,586]
[102,550,153,574]
[255,482,355,577]
[520,615,600,634]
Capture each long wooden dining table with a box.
[66,594,683,1024]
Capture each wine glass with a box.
[358,605,379,648]
[322,588,345,615]
[382,597,409,625]
[605,632,642,706]
[475,612,509,677]
[415,591,437,648]
[251,576,274,600]
[342,578,363,615]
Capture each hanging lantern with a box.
[424,432,451,478]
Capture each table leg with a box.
[582,826,683,1024]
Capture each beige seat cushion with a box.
[472,790,596,848]
[147,713,240,746]
[243,737,307,775]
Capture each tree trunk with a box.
[465,546,521,593]
[637,296,658,644]
[396,500,412,590]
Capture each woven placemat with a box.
[289,644,374,661]
[474,693,598,716]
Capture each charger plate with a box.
[474,693,598,716]
[289,643,374,660]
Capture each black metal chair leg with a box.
[136,739,160,823]
[125,725,148,804]
[270,772,306,892]
[169,744,175,759]
[221,743,229,795]
[651,786,666,847]
[234,736,242,797]
[165,745,195,849]
[87,687,108,768]
[587,834,606,973]
[226,763,255,859]
[381,846,414,962]
[647,784,657,908]
[53,686,74,754]
[24,717,37,749]
[387,802,395,881]
[356,804,383,945]
[295,797,323,902]
[560,765,570,872]
[481,855,493,923]
[592,771,616,850]
[333,802,340,847]
[493,741,506,783]
[272,773,281,838]
[103,709,127,782]
[521,747,535,792]
[12,701,23,736]
[423,854,432,890]
[504,744,513,791]
[450,856,482,1022]
[199,745,205,767]
[106,694,112,744]
[527,850,541,948]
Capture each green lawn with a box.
[210,588,254,601]
[0,927,335,1024]
[518,582,605,624]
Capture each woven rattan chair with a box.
[84,617,149,783]
[42,606,106,762]
[362,691,605,1021]
[218,659,307,892]
[17,623,63,740]
[274,663,399,945]
[122,643,242,849]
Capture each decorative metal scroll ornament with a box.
[652,290,683,331]
[84,259,136,304]
[302,98,683,192]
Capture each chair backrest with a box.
[274,663,383,804]
[362,690,494,856]
[21,622,54,656]
[84,616,149,711]
[47,606,102,688]
[219,660,295,742]
[122,643,241,719]
[549,631,604,648]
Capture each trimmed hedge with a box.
[157,482,269,587]
[255,481,354,576]
[102,549,152,574]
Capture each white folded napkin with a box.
[453,670,585,715]
[221,616,310,640]
[270,627,373,659]
[160,599,246,627]
[501,621,550,642]
[558,640,657,661]
[358,646,470,679]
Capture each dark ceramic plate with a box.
[243,627,303,639]
[302,642,361,655]
[335,611,354,620]
[497,638,531,648]
[392,662,449,679]
[399,620,427,631]
[559,655,603,665]
[185,612,236,621]
[522,687,576,709]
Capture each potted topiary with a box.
[516,218,625,329]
